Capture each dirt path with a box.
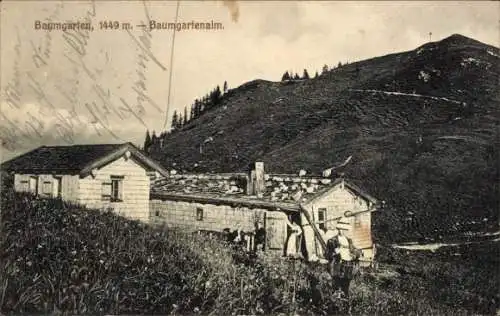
[349,89,464,104]
[435,135,490,145]
[391,231,500,251]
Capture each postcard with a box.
[1,1,498,315]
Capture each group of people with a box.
[284,215,361,299]
[224,215,361,299]
[223,222,266,252]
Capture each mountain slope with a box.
[150,34,500,242]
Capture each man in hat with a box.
[325,217,361,299]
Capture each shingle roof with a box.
[1,143,169,177]
[1,144,125,173]
[151,173,379,211]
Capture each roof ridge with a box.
[1,145,46,167]
[1,143,133,174]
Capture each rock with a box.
[230,185,239,192]
[322,168,332,178]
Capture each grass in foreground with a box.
[0,192,497,315]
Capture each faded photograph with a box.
[0,1,498,315]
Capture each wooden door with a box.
[266,216,287,250]
[53,177,62,198]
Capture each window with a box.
[318,208,326,230]
[110,176,123,202]
[196,207,204,221]
[102,176,124,202]
[29,176,38,195]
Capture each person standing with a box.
[325,217,361,299]
[285,216,303,258]
[254,221,266,252]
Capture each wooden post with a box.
[312,205,318,255]
[246,234,251,252]
[254,162,265,197]
[299,203,327,253]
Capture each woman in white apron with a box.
[285,216,303,258]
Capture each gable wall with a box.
[301,184,374,261]
[78,156,150,222]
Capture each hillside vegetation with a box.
[149,34,500,242]
[1,193,498,314]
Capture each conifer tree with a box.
[194,99,201,118]
[171,110,178,131]
[213,85,222,106]
[202,95,209,113]
[223,81,228,93]
[177,114,183,129]
[190,103,195,121]
[322,64,329,74]
[303,69,310,79]
[183,107,188,125]
[144,130,152,152]
[282,71,291,81]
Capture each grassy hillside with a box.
[1,193,498,314]
[150,34,499,242]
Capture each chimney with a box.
[247,162,265,196]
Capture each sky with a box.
[0,0,498,162]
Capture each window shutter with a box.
[102,182,112,201]
[20,180,29,192]
[42,181,52,196]
[29,176,39,194]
